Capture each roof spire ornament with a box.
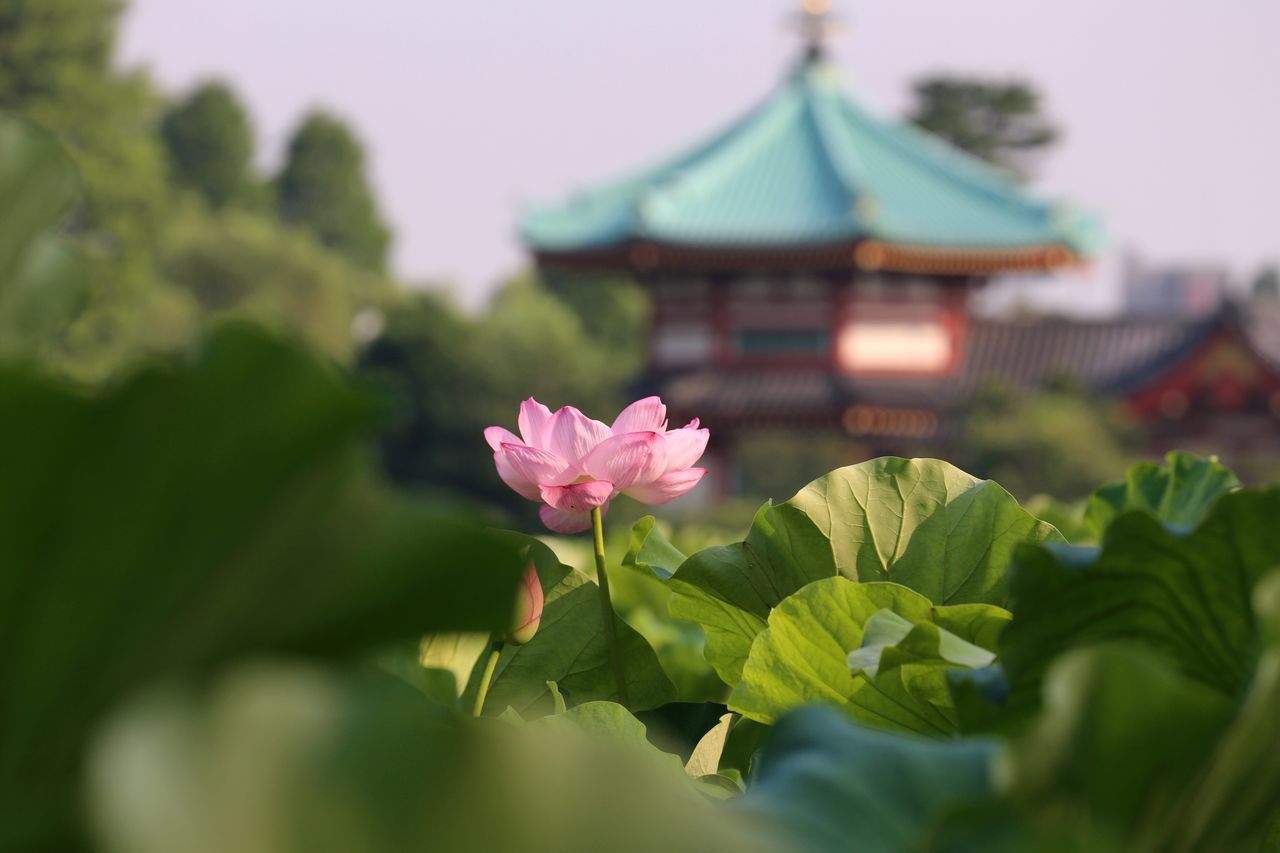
[793,0,841,62]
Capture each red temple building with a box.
[521,4,1280,493]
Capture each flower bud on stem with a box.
[591,506,630,707]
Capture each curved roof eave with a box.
[520,58,1103,260]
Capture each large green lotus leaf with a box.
[89,663,777,853]
[729,578,1010,733]
[1084,451,1240,539]
[606,521,724,704]
[665,500,842,689]
[414,633,490,701]
[1002,489,1280,704]
[375,640,465,708]
[718,714,770,780]
[786,458,1062,605]
[622,515,687,580]
[1003,646,1236,845]
[671,500,826,621]
[927,646,1240,853]
[1167,573,1280,851]
[667,545,770,687]
[481,577,676,716]
[684,712,734,779]
[851,609,998,679]
[0,326,527,850]
[669,459,1056,688]
[1023,494,1092,544]
[743,631,1280,853]
[535,698,648,739]
[530,698,689,780]
[736,706,996,853]
[936,576,1280,852]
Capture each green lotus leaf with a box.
[729,578,1010,734]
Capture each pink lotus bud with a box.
[507,563,544,645]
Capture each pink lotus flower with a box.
[485,397,708,533]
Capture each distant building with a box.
[1123,253,1227,318]
[521,5,1280,491]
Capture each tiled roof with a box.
[522,59,1099,260]
[658,306,1280,422]
[956,315,1215,394]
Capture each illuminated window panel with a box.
[838,319,953,373]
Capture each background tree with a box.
[0,0,119,105]
[275,111,391,273]
[948,381,1140,501]
[907,76,1058,177]
[0,113,88,364]
[0,0,185,376]
[0,0,168,252]
[358,274,647,523]
[0,1,406,378]
[541,271,650,380]
[161,208,390,362]
[160,80,255,209]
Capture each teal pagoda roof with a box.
[521,57,1101,276]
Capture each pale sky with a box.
[120,1,1280,314]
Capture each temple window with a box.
[734,328,830,357]
[856,276,892,298]
[732,276,774,300]
[903,279,942,299]
[653,321,713,367]
[653,279,709,304]
[784,276,829,299]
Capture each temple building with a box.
[521,3,1280,493]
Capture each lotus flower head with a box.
[485,397,708,533]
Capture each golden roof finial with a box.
[793,0,840,61]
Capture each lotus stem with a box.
[472,637,503,717]
[591,506,630,707]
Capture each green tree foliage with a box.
[0,0,167,259]
[950,383,1141,501]
[477,275,639,414]
[359,275,646,517]
[0,2,406,378]
[541,271,650,378]
[275,111,391,273]
[161,206,389,362]
[0,0,119,104]
[908,76,1059,176]
[0,0,177,375]
[0,113,88,363]
[736,430,862,502]
[160,80,255,209]
[358,290,501,505]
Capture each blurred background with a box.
[5,0,1280,537]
